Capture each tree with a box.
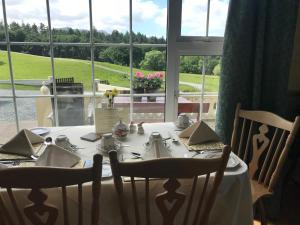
[206,56,220,75]
[0,21,5,42]
[2,21,167,61]
[99,47,129,65]
[213,63,221,76]
[140,50,166,71]
[180,56,203,74]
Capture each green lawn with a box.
[0,52,219,92]
[180,73,220,92]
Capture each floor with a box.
[254,180,300,225]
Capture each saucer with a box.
[97,142,121,154]
[194,152,240,169]
[30,127,50,136]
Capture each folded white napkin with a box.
[36,144,80,167]
[178,121,220,145]
[0,129,44,157]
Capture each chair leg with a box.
[258,199,268,225]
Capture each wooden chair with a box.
[109,146,231,225]
[231,103,300,225]
[0,154,103,225]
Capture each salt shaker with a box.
[129,121,136,134]
[137,122,144,135]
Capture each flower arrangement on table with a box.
[103,88,119,108]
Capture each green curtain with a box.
[216,0,299,144]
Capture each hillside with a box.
[0,51,219,92]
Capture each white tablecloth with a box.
[1,123,253,225]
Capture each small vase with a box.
[107,98,114,108]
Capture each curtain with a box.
[216,0,299,144]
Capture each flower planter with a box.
[145,89,159,102]
[133,88,144,102]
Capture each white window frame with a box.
[0,0,225,131]
[165,0,224,121]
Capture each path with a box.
[179,81,202,90]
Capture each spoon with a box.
[167,132,180,145]
[32,136,53,158]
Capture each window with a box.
[166,0,229,127]
[0,0,228,140]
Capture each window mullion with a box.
[165,0,182,121]
[206,0,211,37]
[46,0,59,126]
[129,0,133,122]
[200,57,207,120]
[89,0,96,124]
[2,0,20,131]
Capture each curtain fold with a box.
[216,0,299,144]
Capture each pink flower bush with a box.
[133,71,164,90]
[145,72,164,90]
[135,71,144,79]
[155,72,164,78]
[133,72,145,90]
[147,74,154,79]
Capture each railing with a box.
[0,79,218,126]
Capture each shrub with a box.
[144,72,164,90]
[132,71,164,90]
[132,71,145,90]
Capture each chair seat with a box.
[251,180,272,203]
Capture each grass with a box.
[180,73,220,92]
[0,51,219,92]
[179,84,200,92]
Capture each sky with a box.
[1,0,229,37]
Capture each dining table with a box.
[0,122,253,225]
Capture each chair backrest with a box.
[0,154,102,225]
[109,146,231,225]
[231,103,300,192]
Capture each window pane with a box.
[5,0,48,42]
[0,48,13,96]
[178,55,220,125]
[17,98,48,129]
[132,0,167,43]
[181,0,208,36]
[92,0,129,43]
[95,46,130,89]
[10,46,52,96]
[54,46,92,93]
[17,97,53,129]
[50,0,90,43]
[0,98,17,143]
[132,47,166,123]
[56,97,86,126]
[208,0,229,36]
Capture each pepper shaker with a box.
[137,122,144,135]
